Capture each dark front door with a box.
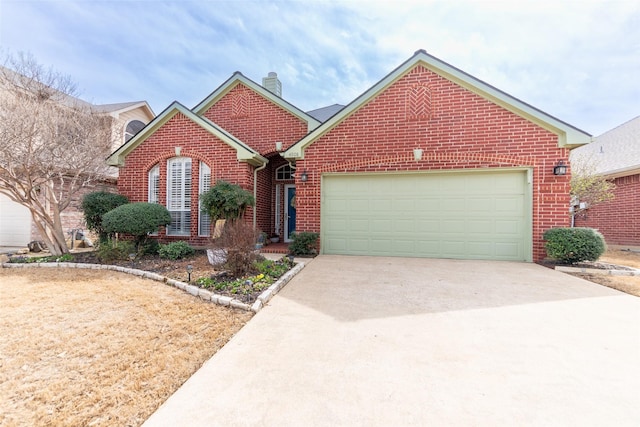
[286,185,296,241]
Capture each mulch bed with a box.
[39,250,285,304]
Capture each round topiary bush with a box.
[102,202,171,249]
[543,227,606,264]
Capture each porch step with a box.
[261,242,289,254]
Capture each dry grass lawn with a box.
[569,249,640,297]
[0,268,252,427]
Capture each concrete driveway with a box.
[143,256,640,426]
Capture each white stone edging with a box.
[555,265,640,276]
[1,260,306,313]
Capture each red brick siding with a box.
[297,65,570,262]
[116,112,255,247]
[202,83,309,154]
[574,174,640,246]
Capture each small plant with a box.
[96,239,136,262]
[8,253,75,263]
[288,231,319,256]
[159,241,195,260]
[543,227,606,264]
[200,180,255,222]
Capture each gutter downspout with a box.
[253,161,267,230]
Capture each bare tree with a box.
[0,53,116,255]
[570,153,616,226]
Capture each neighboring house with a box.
[570,115,640,246]
[0,67,155,247]
[108,50,591,262]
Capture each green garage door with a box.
[322,170,531,261]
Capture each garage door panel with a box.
[416,219,440,232]
[467,241,493,257]
[322,171,530,261]
[495,197,523,213]
[495,220,519,235]
[467,219,493,234]
[0,194,31,247]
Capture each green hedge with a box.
[81,191,129,243]
[543,227,606,264]
[288,231,319,256]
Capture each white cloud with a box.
[0,0,638,134]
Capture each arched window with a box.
[124,120,145,142]
[276,164,294,181]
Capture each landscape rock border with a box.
[1,260,306,313]
[555,265,640,276]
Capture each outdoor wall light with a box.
[553,160,567,176]
[413,148,423,161]
[300,170,309,182]
[275,141,283,151]
[186,264,193,283]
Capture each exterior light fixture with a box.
[186,264,193,283]
[128,253,136,267]
[553,160,567,176]
[300,170,309,182]
[413,148,423,161]
[275,141,283,151]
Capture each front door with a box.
[285,185,296,242]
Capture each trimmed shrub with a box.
[543,227,606,264]
[159,241,195,260]
[81,191,129,243]
[288,231,319,256]
[102,202,171,249]
[200,180,255,222]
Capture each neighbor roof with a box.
[570,115,640,178]
[284,49,592,160]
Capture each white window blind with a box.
[167,157,192,236]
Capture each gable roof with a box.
[570,115,640,178]
[106,101,267,167]
[284,50,592,160]
[192,72,321,132]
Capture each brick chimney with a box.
[262,72,282,97]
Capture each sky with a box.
[0,0,638,136]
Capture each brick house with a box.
[571,115,640,247]
[108,50,591,262]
